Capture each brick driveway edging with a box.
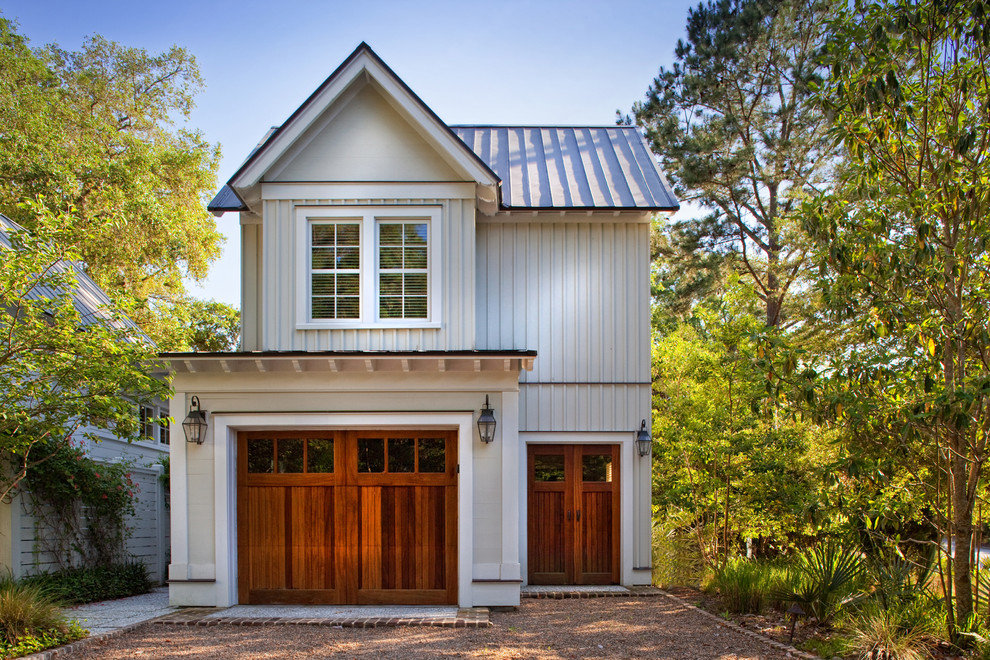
[656,588,821,660]
[153,607,492,629]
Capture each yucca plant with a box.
[774,542,866,625]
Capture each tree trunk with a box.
[951,434,974,624]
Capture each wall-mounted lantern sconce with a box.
[182,396,209,445]
[477,395,497,444]
[636,419,652,457]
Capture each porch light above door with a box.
[182,396,209,445]
[477,395,497,444]
[636,419,651,457]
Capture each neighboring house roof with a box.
[208,44,679,214]
[452,126,678,211]
[0,214,144,335]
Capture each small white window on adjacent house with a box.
[159,418,170,445]
[139,405,156,442]
[298,207,441,328]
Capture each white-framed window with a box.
[296,206,442,328]
[159,418,170,445]
[139,405,156,442]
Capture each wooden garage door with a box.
[237,430,457,605]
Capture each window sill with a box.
[296,321,442,330]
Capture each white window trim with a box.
[295,205,442,329]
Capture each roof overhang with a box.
[161,350,536,375]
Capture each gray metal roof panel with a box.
[451,125,678,211]
[0,215,145,336]
[207,184,247,212]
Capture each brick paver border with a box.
[153,606,491,629]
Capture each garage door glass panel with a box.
[247,439,274,473]
[388,438,415,472]
[277,438,305,473]
[418,438,445,472]
[358,438,385,472]
[534,454,565,482]
[582,454,613,482]
[307,439,334,473]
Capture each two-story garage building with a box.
[164,43,677,608]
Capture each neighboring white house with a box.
[164,43,678,608]
[0,215,171,583]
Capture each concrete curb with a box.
[656,588,821,660]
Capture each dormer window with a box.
[297,206,441,328]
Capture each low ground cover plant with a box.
[0,578,84,659]
[22,562,151,605]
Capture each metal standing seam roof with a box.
[0,214,144,334]
[452,125,678,211]
[208,125,679,213]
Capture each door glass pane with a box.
[388,438,415,472]
[246,438,274,473]
[357,438,385,473]
[277,438,304,473]
[582,453,613,482]
[534,454,565,482]
[307,438,334,473]
[418,438,446,472]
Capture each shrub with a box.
[843,600,938,660]
[0,578,84,658]
[652,522,706,588]
[707,558,773,614]
[773,542,866,625]
[22,562,151,605]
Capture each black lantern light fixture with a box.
[477,395,497,444]
[182,396,209,445]
[636,419,651,457]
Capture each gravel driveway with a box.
[80,597,794,659]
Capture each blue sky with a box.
[1,0,697,307]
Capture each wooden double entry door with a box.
[236,430,457,605]
[527,444,620,585]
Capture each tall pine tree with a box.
[629,0,833,328]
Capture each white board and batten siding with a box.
[477,218,652,433]
[254,195,477,352]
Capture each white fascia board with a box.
[230,52,498,190]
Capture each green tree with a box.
[652,278,824,564]
[0,204,167,502]
[805,0,990,633]
[630,0,833,327]
[0,17,222,348]
[185,299,240,352]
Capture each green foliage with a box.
[0,17,223,349]
[0,204,167,502]
[651,277,828,562]
[0,622,85,660]
[842,599,939,660]
[22,438,138,568]
[22,562,151,606]
[185,299,240,351]
[706,557,791,614]
[630,0,833,326]
[0,579,77,648]
[774,542,866,625]
[803,0,990,630]
[652,519,707,588]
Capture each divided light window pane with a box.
[311,222,360,320]
[378,222,428,320]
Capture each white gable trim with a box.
[230,50,499,190]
